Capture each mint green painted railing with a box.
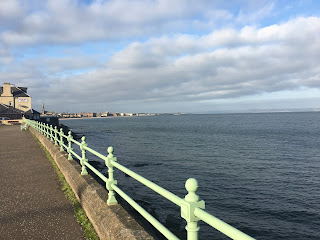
[24,119,256,240]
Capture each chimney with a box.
[2,83,13,96]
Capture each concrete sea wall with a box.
[29,127,155,240]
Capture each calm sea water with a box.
[61,112,320,240]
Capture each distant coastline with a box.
[59,115,150,120]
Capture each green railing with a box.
[24,118,256,240]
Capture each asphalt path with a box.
[0,125,87,239]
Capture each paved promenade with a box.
[0,125,86,239]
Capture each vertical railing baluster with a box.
[54,126,58,145]
[181,178,205,240]
[50,125,54,142]
[80,136,88,175]
[59,128,64,151]
[67,131,73,160]
[106,146,118,205]
[46,124,50,139]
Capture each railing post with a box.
[181,178,205,240]
[54,126,58,145]
[67,131,73,160]
[46,124,50,139]
[105,146,118,205]
[80,136,88,175]
[59,128,64,151]
[50,125,54,142]
[47,124,50,138]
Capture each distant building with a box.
[42,103,46,114]
[39,116,59,126]
[0,83,39,120]
[0,103,25,119]
[101,111,113,117]
[25,109,41,120]
[81,112,97,117]
[0,83,31,111]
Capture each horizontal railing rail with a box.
[24,118,256,240]
[110,159,182,206]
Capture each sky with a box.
[0,0,320,113]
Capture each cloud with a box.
[1,1,319,112]
[0,0,24,21]
[0,43,14,64]
[0,0,251,46]
[22,16,318,110]
[22,56,100,75]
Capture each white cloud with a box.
[22,16,317,110]
[0,0,238,46]
[1,1,319,112]
[0,0,23,20]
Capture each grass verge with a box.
[31,133,99,240]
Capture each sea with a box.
[60,112,320,240]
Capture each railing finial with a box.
[185,178,199,203]
[107,146,114,156]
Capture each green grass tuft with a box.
[32,133,99,240]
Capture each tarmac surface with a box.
[0,125,87,239]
